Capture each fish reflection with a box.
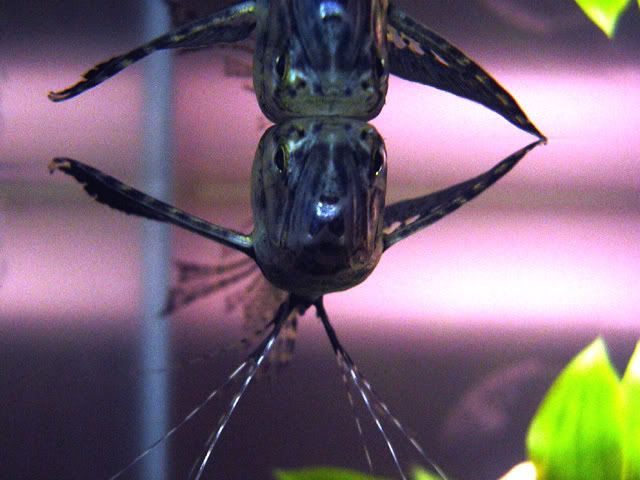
[48,0,545,139]
[50,117,542,479]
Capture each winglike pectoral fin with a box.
[48,1,256,101]
[383,140,544,250]
[387,4,545,140]
[49,157,254,257]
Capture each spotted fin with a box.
[387,4,545,139]
[262,307,298,373]
[165,253,297,372]
[164,261,258,314]
[189,296,299,480]
[106,294,296,480]
[48,157,254,256]
[383,140,544,250]
[174,257,255,283]
[48,1,256,101]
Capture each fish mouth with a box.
[309,215,346,238]
[296,242,351,275]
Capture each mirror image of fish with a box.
[49,117,543,479]
[48,0,545,139]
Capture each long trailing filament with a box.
[315,298,447,480]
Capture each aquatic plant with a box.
[278,339,640,480]
[574,0,639,37]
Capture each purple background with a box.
[1,1,639,479]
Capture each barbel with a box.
[49,117,542,479]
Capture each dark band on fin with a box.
[49,157,254,256]
[48,1,256,101]
[383,139,544,249]
[387,4,545,140]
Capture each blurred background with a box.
[1,1,639,479]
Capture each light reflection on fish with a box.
[49,117,543,479]
[48,0,545,139]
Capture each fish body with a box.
[252,118,386,297]
[46,2,547,477]
[49,128,542,480]
[48,0,545,138]
[253,0,389,121]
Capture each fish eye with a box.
[371,145,386,179]
[275,53,288,79]
[274,144,289,173]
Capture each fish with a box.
[49,116,543,479]
[48,0,545,139]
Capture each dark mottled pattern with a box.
[387,3,545,139]
[252,0,389,121]
[49,128,542,480]
[251,118,386,298]
[383,139,544,250]
[49,130,542,298]
[164,262,257,314]
[48,0,543,139]
[48,158,253,255]
[48,1,257,101]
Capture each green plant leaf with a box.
[621,341,640,480]
[526,337,624,480]
[412,466,443,480]
[273,467,390,480]
[574,0,632,37]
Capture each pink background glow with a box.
[2,59,639,333]
[2,2,640,479]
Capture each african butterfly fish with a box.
[48,2,545,477]
[50,117,543,479]
[48,0,545,139]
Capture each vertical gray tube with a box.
[139,1,173,479]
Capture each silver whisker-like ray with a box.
[316,299,414,480]
[190,298,291,479]
[46,6,546,473]
[108,357,251,480]
[49,116,542,478]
